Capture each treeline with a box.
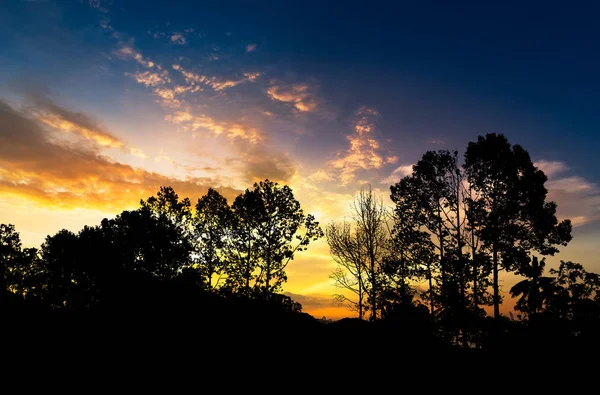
[0,179,322,311]
[1,133,600,356]
[327,133,600,348]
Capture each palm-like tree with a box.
[510,256,556,316]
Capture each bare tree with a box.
[352,185,389,321]
[326,221,368,319]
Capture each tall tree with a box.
[252,180,323,296]
[390,151,466,316]
[464,133,572,319]
[352,185,388,321]
[226,189,263,295]
[193,188,232,290]
[326,221,368,319]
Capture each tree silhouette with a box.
[0,224,22,302]
[326,221,368,319]
[193,188,232,290]
[225,188,263,295]
[510,256,555,316]
[463,133,572,319]
[390,151,466,317]
[251,180,323,296]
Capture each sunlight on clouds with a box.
[175,65,243,91]
[243,72,262,82]
[36,114,124,148]
[266,82,318,112]
[166,111,261,143]
[308,169,334,182]
[246,43,257,52]
[380,164,414,184]
[129,70,170,87]
[0,100,241,214]
[117,46,155,68]
[129,147,148,159]
[329,106,398,184]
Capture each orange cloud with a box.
[329,107,398,184]
[243,72,262,82]
[129,70,170,87]
[246,43,257,53]
[117,46,155,68]
[0,100,240,212]
[175,66,243,91]
[166,111,261,143]
[25,92,124,149]
[266,82,317,112]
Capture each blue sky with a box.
[1,0,599,317]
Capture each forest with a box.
[2,133,600,365]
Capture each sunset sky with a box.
[1,0,600,319]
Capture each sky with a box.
[1,0,600,319]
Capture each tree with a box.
[390,151,467,317]
[464,133,572,319]
[350,185,388,321]
[510,256,556,316]
[225,189,263,295]
[0,224,22,301]
[326,221,368,319]
[251,180,323,296]
[193,188,232,290]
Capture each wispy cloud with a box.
[243,72,262,82]
[380,164,414,185]
[170,33,186,45]
[308,169,334,182]
[116,45,156,68]
[329,107,398,184]
[535,160,569,178]
[266,81,318,112]
[246,43,257,53]
[535,160,600,227]
[174,65,243,91]
[25,91,124,149]
[166,111,261,143]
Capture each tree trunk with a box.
[472,230,478,309]
[493,243,499,319]
[358,271,363,320]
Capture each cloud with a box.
[536,160,600,227]
[329,107,398,184]
[380,164,413,185]
[0,100,240,212]
[266,82,318,112]
[246,43,257,53]
[170,33,186,45]
[175,65,243,91]
[234,146,297,184]
[166,111,261,143]
[129,147,148,159]
[128,71,169,87]
[243,72,262,82]
[308,169,334,182]
[117,46,155,68]
[535,160,569,178]
[24,91,124,149]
